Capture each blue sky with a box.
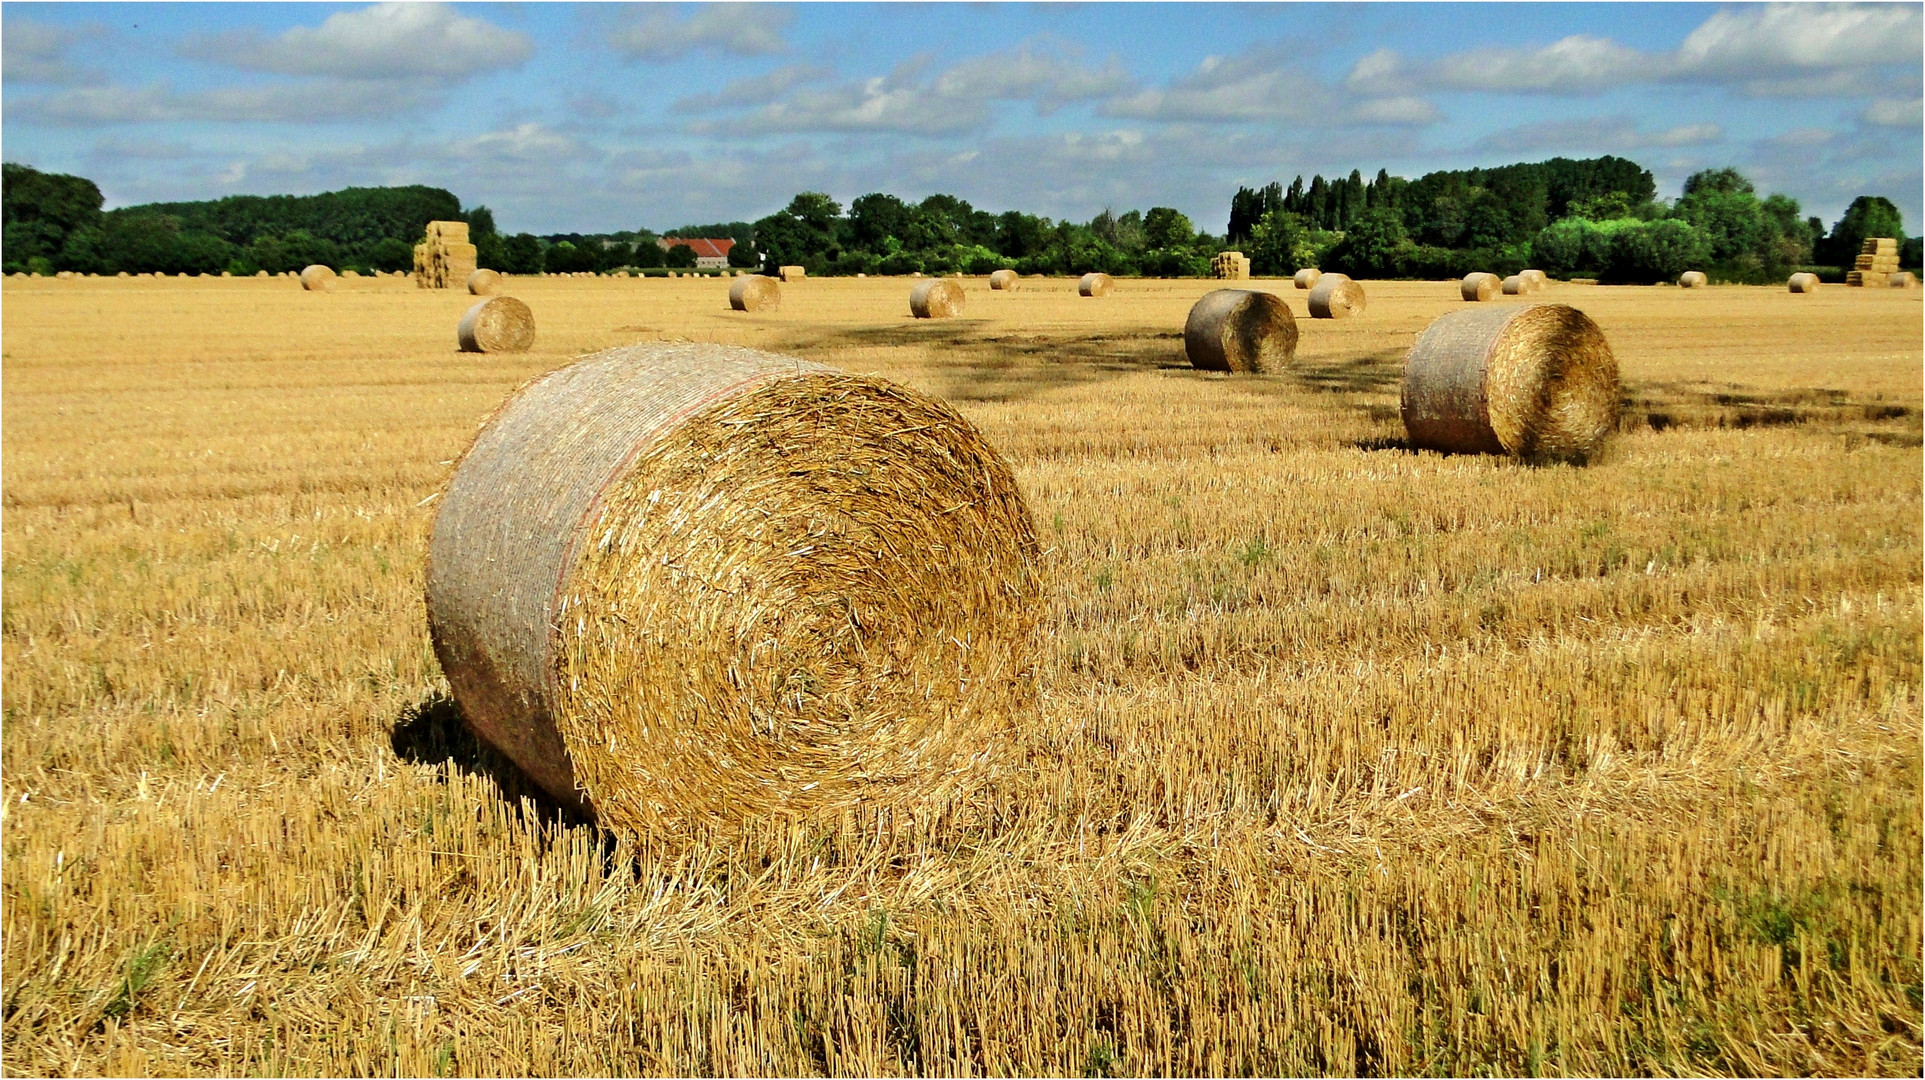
[4,2,1919,235]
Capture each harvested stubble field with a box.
[3,272,1920,1076]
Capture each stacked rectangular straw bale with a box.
[413,220,478,289]
[1846,237,1899,287]
[1211,251,1252,280]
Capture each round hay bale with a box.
[1678,271,1708,288]
[116,271,130,279]
[1788,272,1821,293]
[1461,273,1501,302]
[989,269,1019,291]
[467,269,503,295]
[457,296,535,353]
[426,343,1041,831]
[1401,303,1618,464]
[909,278,965,318]
[1183,289,1298,374]
[1891,271,1919,289]
[300,265,336,292]
[1293,268,1322,290]
[55,270,75,280]
[1307,273,1365,319]
[1520,269,1549,291]
[1501,275,1528,296]
[1078,272,1112,297]
[729,275,780,312]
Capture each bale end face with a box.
[1078,272,1113,297]
[458,296,536,353]
[1293,268,1322,290]
[779,265,806,282]
[1461,273,1500,302]
[1184,289,1298,374]
[1307,274,1365,319]
[989,269,1019,291]
[909,278,965,318]
[729,275,781,312]
[1401,303,1618,465]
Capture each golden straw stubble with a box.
[729,274,780,312]
[1401,303,1619,464]
[427,344,1042,834]
[909,277,965,318]
[456,296,535,353]
[1078,272,1113,297]
[1307,273,1365,318]
[1184,289,1298,373]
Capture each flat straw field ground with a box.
[2,272,1920,1076]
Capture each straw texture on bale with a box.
[1293,268,1322,290]
[1307,273,1365,318]
[1461,273,1501,302]
[1788,272,1821,293]
[1078,272,1113,297]
[729,275,780,312]
[467,269,503,295]
[427,343,1041,832]
[1183,289,1298,374]
[1401,303,1618,465]
[1679,271,1707,288]
[989,269,1019,291]
[457,296,535,354]
[1891,271,1919,289]
[299,265,336,292]
[909,278,966,319]
[779,265,806,282]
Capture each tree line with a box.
[5,157,1914,283]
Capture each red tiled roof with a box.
[659,237,735,259]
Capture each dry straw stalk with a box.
[1184,289,1298,374]
[1293,268,1322,290]
[457,296,536,353]
[1401,303,1619,464]
[729,275,781,312]
[1078,272,1113,297]
[427,344,1042,833]
[1462,273,1501,302]
[910,278,966,318]
[1308,273,1365,319]
[467,269,503,295]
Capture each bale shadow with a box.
[777,322,1190,404]
[1285,350,1405,395]
[391,694,592,830]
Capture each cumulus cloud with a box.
[181,3,531,80]
[6,80,428,126]
[1472,117,1726,154]
[673,64,833,113]
[701,63,990,137]
[1863,98,1924,128]
[930,44,1135,111]
[610,3,790,62]
[1350,3,1922,97]
[3,17,102,84]
[1105,47,1440,128]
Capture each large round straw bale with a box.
[1293,268,1322,290]
[1401,303,1618,464]
[1520,269,1549,291]
[1184,289,1298,374]
[300,265,336,291]
[1788,272,1821,293]
[1307,273,1365,318]
[909,278,965,318]
[729,275,780,312]
[1678,271,1707,288]
[1461,273,1500,301]
[427,343,1041,831]
[1078,272,1113,297]
[1501,275,1528,296]
[467,268,503,295]
[1891,271,1919,289]
[989,269,1019,291]
[457,296,536,353]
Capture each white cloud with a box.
[673,64,833,113]
[1345,96,1439,127]
[1105,49,1326,122]
[1472,117,1726,154]
[6,80,429,126]
[1864,98,1924,128]
[182,3,531,80]
[610,3,790,62]
[3,17,100,84]
[704,67,990,137]
[931,44,1135,111]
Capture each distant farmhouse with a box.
[658,237,737,270]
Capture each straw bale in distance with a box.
[910,278,965,319]
[1401,303,1618,464]
[426,343,1041,832]
[1679,271,1707,288]
[729,275,780,312]
[1307,273,1365,318]
[1211,251,1251,280]
[299,265,336,292]
[467,269,503,295]
[1520,269,1549,291]
[1078,272,1113,297]
[1184,289,1297,374]
[989,269,1019,291]
[457,296,535,353]
[1891,271,1919,289]
[1461,273,1500,301]
[1293,268,1322,290]
[1502,275,1528,296]
[1788,272,1821,293]
[779,265,806,282]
